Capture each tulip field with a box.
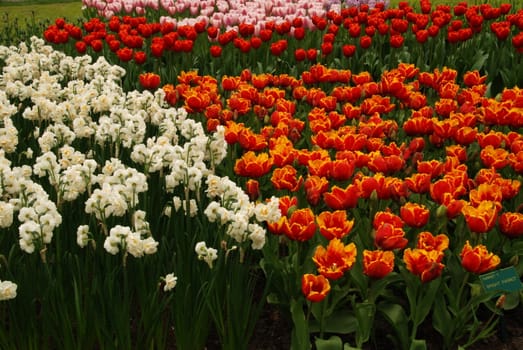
[0,0,523,349]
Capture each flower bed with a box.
[0,1,523,349]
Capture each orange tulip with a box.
[460,240,500,274]
[302,274,331,302]
[400,202,430,228]
[417,159,445,179]
[404,173,432,194]
[221,75,241,91]
[461,200,500,233]
[373,211,404,229]
[307,158,332,178]
[499,212,523,238]
[463,70,487,87]
[476,131,506,149]
[304,175,330,207]
[468,183,503,207]
[224,121,245,145]
[270,165,303,192]
[403,116,434,136]
[374,223,408,251]
[480,145,510,169]
[316,210,354,240]
[355,173,388,199]
[234,151,273,178]
[227,95,252,115]
[363,250,395,279]
[403,248,445,283]
[416,232,449,252]
[245,179,260,201]
[323,184,360,210]
[183,89,212,113]
[278,196,298,216]
[283,208,316,241]
[313,238,357,280]
[509,151,523,174]
[238,128,268,151]
[269,136,296,167]
[330,158,355,181]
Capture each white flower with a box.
[142,237,158,255]
[195,241,219,269]
[203,247,218,268]
[226,213,249,243]
[248,223,266,250]
[103,235,121,255]
[76,225,90,248]
[254,196,282,223]
[163,273,177,292]
[104,225,131,255]
[125,231,144,258]
[195,241,208,256]
[0,201,14,228]
[0,280,17,301]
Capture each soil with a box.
[245,302,523,350]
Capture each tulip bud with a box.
[370,189,379,202]
[286,205,298,217]
[509,254,519,266]
[436,204,447,219]
[470,282,482,297]
[495,294,506,309]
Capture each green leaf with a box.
[502,291,522,311]
[470,50,489,72]
[413,277,442,328]
[309,309,357,335]
[377,303,409,350]
[507,240,523,256]
[432,294,453,346]
[409,339,427,350]
[290,298,311,350]
[314,335,343,350]
[355,302,375,347]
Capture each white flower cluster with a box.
[163,120,227,192]
[85,158,148,221]
[1,37,144,159]
[0,91,18,154]
[204,175,281,250]
[0,150,62,254]
[103,210,158,257]
[33,149,97,203]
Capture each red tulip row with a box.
[43,1,523,80]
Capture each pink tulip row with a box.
[82,0,388,33]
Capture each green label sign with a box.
[480,266,523,293]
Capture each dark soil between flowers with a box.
[238,302,523,350]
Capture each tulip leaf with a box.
[506,240,523,256]
[343,345,361,350]
[355,302,375,348]
[432,294,453,345]
[413,277,442,328]
[501,291,522,310]
[314,335,343,350]
[470,50,488,72]
[409,339,427,350]
[377,303,409,350]
[290,298,311,350]
[309,309,357,334]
